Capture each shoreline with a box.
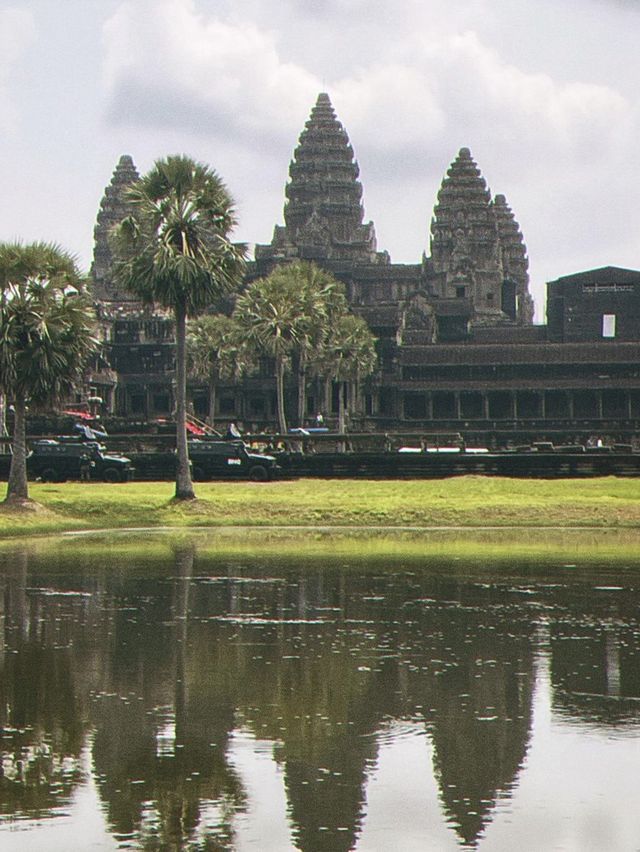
[1,476,640,542]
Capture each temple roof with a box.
[492,194,528,267]
[285,92,363,227]
[399,341,640,365]
[429,147,501,288]
[549,266,640,286]
[255,93,384,266]
[431,147,493,228]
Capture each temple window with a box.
[153,394,170,413]
[379,388,393,415]
[130,394,145,414]
[602,314,616,338]
[403,393,427,419]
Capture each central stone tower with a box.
[255,93,387,266]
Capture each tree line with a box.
[0,155,377,506]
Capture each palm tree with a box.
[233,270,308,434]
[112,155,246,500]
[289,262,348,426]
[321,314,377,436]
[233,262,348,433]
[187,314,254,427]
[0,242,97,504]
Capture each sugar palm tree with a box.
[0,242,97,504]
[233,271,309,434]
[112,156,246,500]
[233,262,349,433]
[288,262,348,426]
[187,314,254,427]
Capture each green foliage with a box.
[110,155,246,499]
[112,155,246,314]
[234,261,347,364]
[320,312,377,383]
[233,260,376,430]
[187,314,252,383]
[233,261,334,431]
[0,242,97,406]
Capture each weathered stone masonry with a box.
[89,94,640,444]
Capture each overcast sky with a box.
[1,0,638,320]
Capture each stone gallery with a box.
[88,94,640,444]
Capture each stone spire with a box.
[492,194,534,324]
[430,147,504,320]
[255,93,385,266]
[91,155,140,302]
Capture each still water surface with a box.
[1,530,640,851]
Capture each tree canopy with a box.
[112,155,246,499]
[113,156,246,316]
[0,241,97,503]
[234,261,376,434]
[187,314,254,427]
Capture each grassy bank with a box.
[1,475,640,539]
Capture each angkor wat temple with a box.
[89,93,640,444]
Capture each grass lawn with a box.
[1,475,640,540]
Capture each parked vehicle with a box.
[127,441,281,482]
[28,438,134,483]
[188,440,280,482]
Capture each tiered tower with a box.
[255,93,385,265]
[91,155,140,302]
[90,155,176,419]
[492,194,534,324]
[430,148,505,322]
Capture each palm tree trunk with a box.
[337,382,347,453]
[0,393,7,455]
[0,393,7,438]
[338,382,347,435]
[297,354,307,427]
[208,370,216,427]
[276,355,288,434]
[174,304,196,500]
[6,396,29,502]
[324,377,331,422]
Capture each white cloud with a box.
[102,0,630,165]
[332,27,630,169]
[103,0,319,145]
[99,0,640,319]
[0,8,36,132]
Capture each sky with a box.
[1,0,639,321]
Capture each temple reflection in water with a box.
[0,538,640,850]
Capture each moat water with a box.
[1,529,640,851]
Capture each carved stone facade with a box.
[493,194,534,324]
[90,156,175,419]
[255,93,388,267]
[91,155,140,303]
[253,97,533,336]
[429,148,533,326]
[88,94,640,443]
